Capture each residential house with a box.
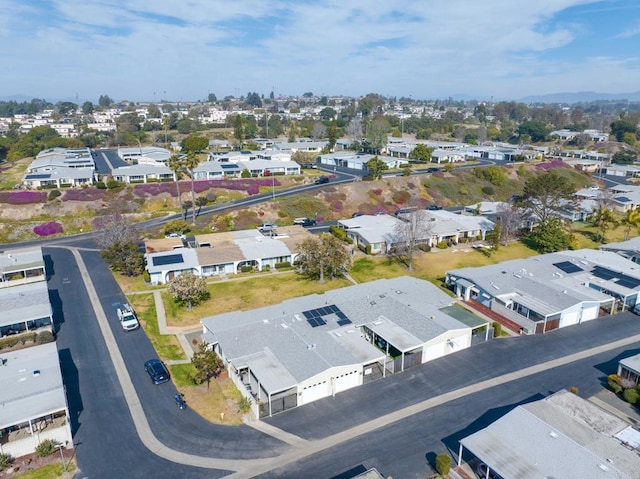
[618,353,640,387]
[430,149,465,164]
[458,389,640,479]
[0,342,73,459]
[116,146,171,164]
[318,152,408,171]
[600,236,640,264]
[273,141,328,153]
[145,226,312,284]
[599,164,640,178]
[201,276,476,417]
[446,249,640,334]
[110,164,175,184]
[22,147,96,188]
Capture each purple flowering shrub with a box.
[536,160,567,171]
[333,201,344,211]
[193,179,280,195]
[33,221,63,236]
[62,188,106,202]
[432,171,446,178]
[133,182,181,198]
[0,191,47,204]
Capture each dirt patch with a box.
[0,450,75,478]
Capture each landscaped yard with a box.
[162,271,352,327]
[169,364,245,425]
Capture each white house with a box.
[446,249,640,334]
[201,277,474,418]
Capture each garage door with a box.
[301,381,329,405]
[334,371,359,394]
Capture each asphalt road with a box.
[47,246,286,479]
[257,314,640,478]
[49,241,640,478]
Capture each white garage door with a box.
[301,381,329,405]
[334,371,359,394]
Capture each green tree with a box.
[319,107,337,120]
[621,208,640,240]
[164,219,190,236]
[81,101,94,114]
[364,116,389,153]
[409,144,433,163]
[177,118,196,134]
[519,171,576,224]
[591,207,618,243]
[611,150,637,164]
[530,217,572,253]
[296,233,350,283]
[327,118,338,151]
[101,241,145,276]
[168,271,209,310]
[167,153,184,210]
[98,94,113,108]
[517,120,549,142]
[147,103,161,118]
[233,114,244,142]
[208,93,217,102]
[365,156,388,180]
[182,135,209,153]
[56,101,77,115]
[190,342,224,390]
[610,117,638,142]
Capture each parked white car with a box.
[117,303,140,331]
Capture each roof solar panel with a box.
[316,318,326,326]
[616,278,640,289]
[553,261,583,274]
[592,266,617,281]
[303,310,314,320]
[336,312,348,320]
[307,318,317,327]
[328,305,339,313]
[337,319,352,326]
[152,253,184,266]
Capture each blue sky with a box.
[1,0,640,102]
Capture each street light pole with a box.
[58,442,67,472]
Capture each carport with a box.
[362,320,424,374]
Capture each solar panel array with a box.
[302,304,352,328]
[152,253,184,266]
[553,261,583,274]
[592,266,640,289]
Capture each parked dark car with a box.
[426,167,439,173]
[301,218,316,227]
[314,176,330,185]
[427,204,443,211]
[144,359,170,385]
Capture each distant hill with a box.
[520,91,640,104]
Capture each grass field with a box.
[13,461,76,479]
[163,272,352,327]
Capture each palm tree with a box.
[195,196,208,218]
[167,153,184,211]
[592,207,618,243]
[621,208,640,240]
[183,151,201,224]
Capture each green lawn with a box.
[163,272,352,327]
[14,462,76,479]
[169,363,197,388]
[126,293,186,361]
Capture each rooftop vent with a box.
[549,431,559,439]
[33,370,40,376]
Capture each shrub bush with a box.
[0,332,37,350]
[0,191,48,204]
[106,179,121,189]
[35,439,59,457]
[240,265,253,273]
[482,186,495,196]
[623,388,640,404]
[608,379,623,394]
[435,453,451,476]
[48,189,62,200]
[143,270,151,283]
[241,169,251,178]
[238,396,252,413]
[492,321,502,338]
[436,241,448,249]
[95,181,106,189]
[608,374,621,384]
[274,261,291,269]
[33,221,64,237]
[36,330,54,344]
[0,453,13,472]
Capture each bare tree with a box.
[168,271,209,310]
[391,210,434,271]
[347,118,363,142]
[93,214,138,249]
[296,234,350,283]
[495,202,524,245]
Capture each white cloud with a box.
[1,0,639,100]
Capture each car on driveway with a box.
[314,176,330,185]
[144,359,170,385]
[427,204,443,211]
